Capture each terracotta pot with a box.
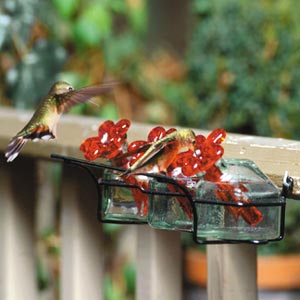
[185,249,300,289]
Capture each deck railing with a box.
[1,107,300,300]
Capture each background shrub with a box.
[187,0,300,139]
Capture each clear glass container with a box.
[148,177,196,232]
[100,170,149,223]
[148,159,285,243]
[195,159,284,242]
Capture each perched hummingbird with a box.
[123,129,196,175]
[5,81,116,162]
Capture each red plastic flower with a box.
[79,137,103,161]
[169,128,226,177]
[80,119,131,161]
[204,165,263,226]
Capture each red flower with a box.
[79,137,103,161]
[170,128,226,177]
[79,119,131,161]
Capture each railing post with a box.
[207,244,258,300]
[136,226,182,300]
[0,157,38,300]
[60,164,104,300]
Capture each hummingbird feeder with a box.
[51,118,292,245]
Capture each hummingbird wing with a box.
[124,132,177,174]
[58,81,117,112]
[113,143,152,165]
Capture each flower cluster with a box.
[80,120,226,176]
[80,119,130,161]
[169,128,226,177]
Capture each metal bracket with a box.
[282,171,293,197]
[282,171,300,200]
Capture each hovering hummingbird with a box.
[123,129,196,175]
[5,81,116,162]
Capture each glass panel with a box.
[148,179,195,232]
[195,159,284,242]
[100,171,149,223]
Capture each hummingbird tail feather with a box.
[5,126,55,162]
[5,137,28,162]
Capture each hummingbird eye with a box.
[68,86,74,91]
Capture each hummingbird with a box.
[5,81,116,162]
[123,129,196,175]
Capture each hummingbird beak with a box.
[190,141,196,152]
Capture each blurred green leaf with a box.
[103,33,141,72]
[37,258,50,291]
[104,276,124,300]
[73,3,112,46]
[52,0,79,19]
[107,0,127,13]
[102,223,121,235]
[127,2,147,34]
[123,263,136,297]
[193,0,212,16]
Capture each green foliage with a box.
[104,277,124,300]
[188,0,300,138]
[123,263,135,297]
[49,0,148,119]
[104,262,136,300]
[37,258,50,291]
[51,0,146,49]
[0,0,67,108]
[52,0,79,19]
[0,0,147,110]
[73,3,112,47]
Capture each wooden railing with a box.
[1,107,300,300]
